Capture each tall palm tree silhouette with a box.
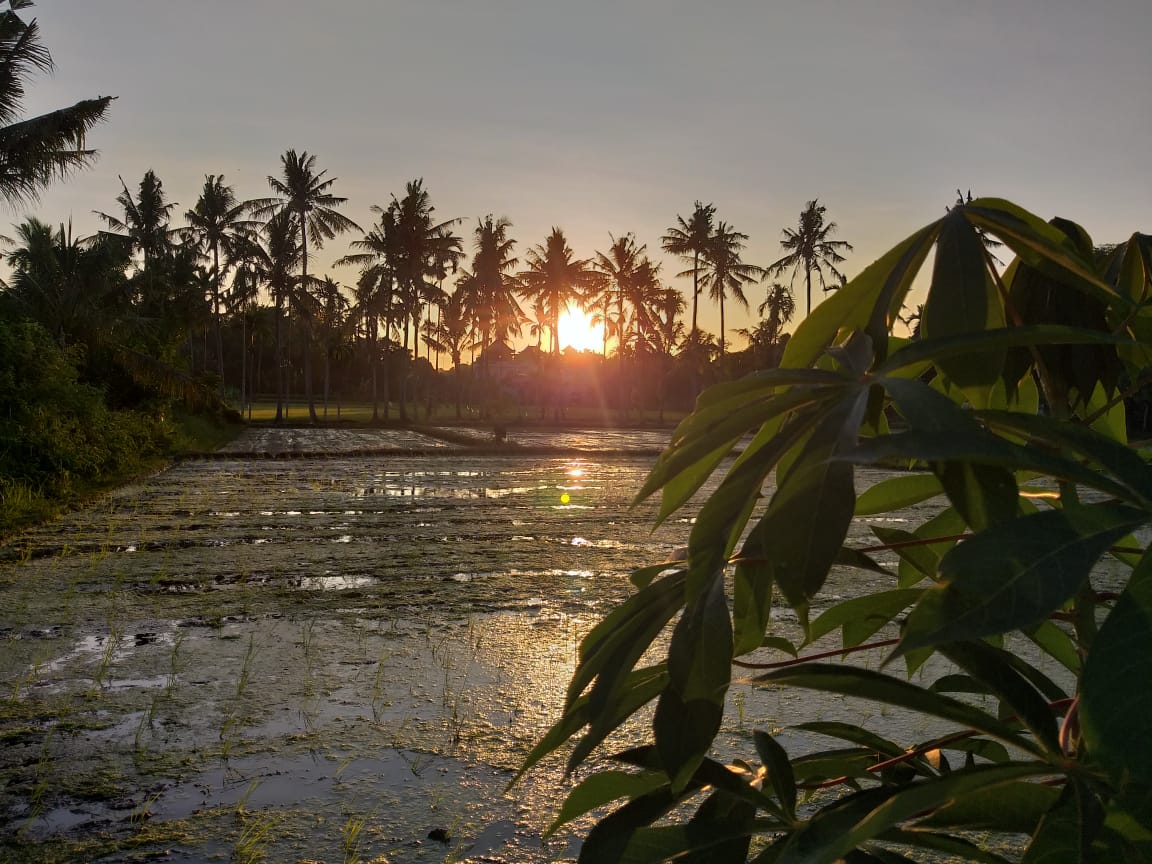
[183,174,259,393]
[252,151,360,421]
[703,221,762,358]
[661,201,714,348]
[518,227,599,356]
[767,199,852,316]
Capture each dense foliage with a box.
[525,198,1152,862]
[0,317,172,528]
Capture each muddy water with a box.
[0,427,982,862]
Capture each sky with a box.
[17,0,1152,345]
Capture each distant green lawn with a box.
[241,400,683,427]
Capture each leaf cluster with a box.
[524,199,1152,862]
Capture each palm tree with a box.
[0,1,113,205]
[595,233,645,409]
[456,215,521,382]
[517,227,599,357]
[95,170,182,324]
[702,221,762,358]
[227,234,265,416]
[757,281,796,347]
[251,150,360,422]
[423,290,473,419]
[95,169,179,273]
[384,180,462,421]
[661,201,714,348]
[316,276,349,419]
[767,199,853,316]
[4,217,127,348]
[261,213,301,423]
[183,174,259,394]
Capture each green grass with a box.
[243,399,684,428]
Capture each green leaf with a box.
[754,730,797,819]
[1022,779,1105,864]
[639,381,840,521]
[780,222,939,371]
[847,429,1140,505]
[922,209,1005,394]
[833,546,895,577]
[777,763,1053,864]
[855,473,943,516]
[630,561,684,590]
[964,198,1117,308]
[658,576,732,789]
[933,460,1019,531]
[515,664,667,782]
[790,747,879,783]
[806,589,923,648]
[733,558,774,656]
[793,722,927,778]
[546,770,667,836]
[979,409,1152,507]
[741,389,868,613]
[1102,786,1152,859]
[878,325,1132,376]
[1081,548,1152,785]
[1024,620,1080,674]
[751,664,1043,756]
[878,829,1016,864]
[936,640,1061,753]
[692,398,833,602]
[900,503,1147,652]
[566,570,684,710]
[761,636,798,656]
[682,789,757,863]
[916,783,1059,834]
[869,507,966,589]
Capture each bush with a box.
[525,200,1152,862]
[0,318,169,497]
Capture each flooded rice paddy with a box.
[0,427,1042,862]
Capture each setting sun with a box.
[557,305,604,353]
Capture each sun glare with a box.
[557,306,603,353]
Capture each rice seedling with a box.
[89,624,124,696]
[20,727,54,835]
[235,779,261,815]
[232,811,280,864]
[165,628,187,696]
[370,649,391,721]
[341,812,367,864]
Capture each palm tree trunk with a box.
[213,243,225,399]
[240,313,247,416]
[399,296,410,424]
[300,207,318,423]
[454,353,462,419]
[370,314,379,422]
[720,293,726,359]
[304,312,317,424]
[381,292,392,421]
[274,293,284,423]
[805,265,812,317]
[323,346,330,421]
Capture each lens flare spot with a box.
[560,492,571,505]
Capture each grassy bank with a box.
[0,412,243,540]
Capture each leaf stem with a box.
[733,638,900,670]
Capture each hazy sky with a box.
[20,0,1152,341]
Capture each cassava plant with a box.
[521,198,1152,862]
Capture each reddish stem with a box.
[733,638,900,670]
